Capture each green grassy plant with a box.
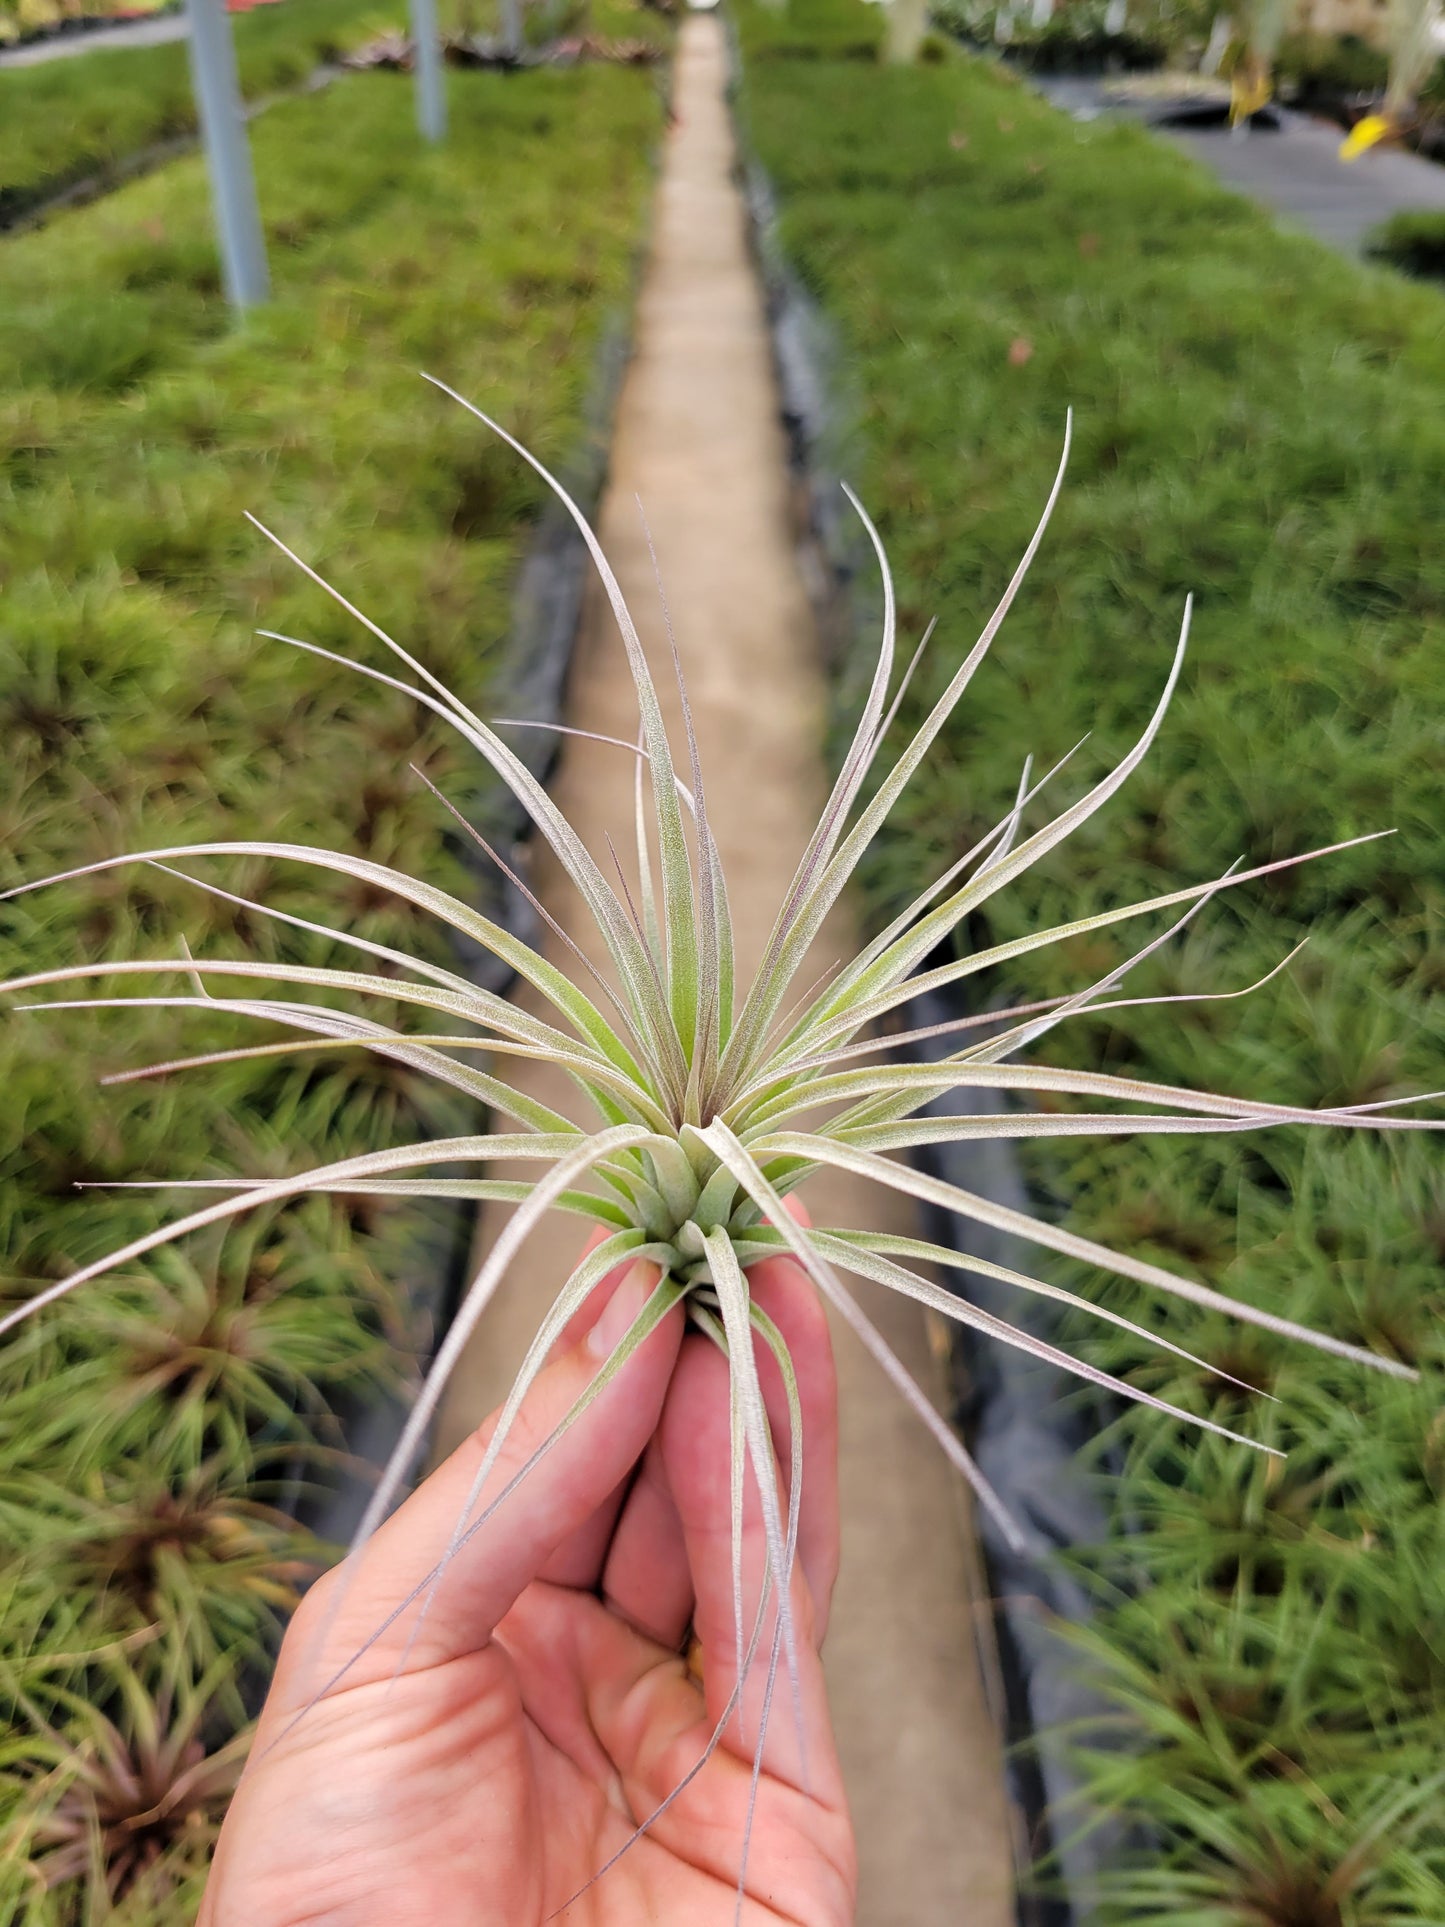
[0,0,393,224]
[0,51,661,1918]
[932,0,1173,71]
[733,3,1443,1914]
[1276,28,1389,105]
[3,1645,249,1922]
[0,0,666,227]
[1367,206,1445,278]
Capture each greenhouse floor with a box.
[0,9,187,66]
[1035,70,1445,256]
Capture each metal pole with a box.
[500,0,521,60]
[185,0,269,312]
[411,0,447,142]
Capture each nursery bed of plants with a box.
[0,51,661,1917]
[0,0,175,49]
[735,1,1444,1916]
[0,0,392,227]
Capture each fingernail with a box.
[585,1266,650,1362]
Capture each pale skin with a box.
[201,1211,858,1926]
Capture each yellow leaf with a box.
[1229,73,1273,124]
[1340,114,1392,160]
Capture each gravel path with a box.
[430,18,1016,1923]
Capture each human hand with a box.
[200,1227,857,1926]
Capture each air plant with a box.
[1057,1576,1445,1926]
[0,1212,408,1489]
[8,1647,249,1914]
[0,1458,326,1670]
[1,394,1438,1894]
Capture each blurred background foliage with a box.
[1,0,385,216]
[0,3,665,1912]
[735,0,1443,1917]
[0,0,174,48]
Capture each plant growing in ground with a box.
[0,0,389,228]
[2,399,1438,1894]
[1,1458,328,1671]
[1367,206,1445,278]
[5,1645,249,1918]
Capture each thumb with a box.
[274,1261,683,1702]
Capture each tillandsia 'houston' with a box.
[2,390,1440,1895]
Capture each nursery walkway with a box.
[431,16,1015,1925]
[1034,73,1445,257]
[1166,111,1445,256]
[0,10,188,66]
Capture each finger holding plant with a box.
[2,391,1440,1909]
[200,1231,855,1927]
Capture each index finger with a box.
[269,1262,683,1710]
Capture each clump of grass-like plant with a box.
[2,393,1438,1895]
[6,1644,249,1917]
